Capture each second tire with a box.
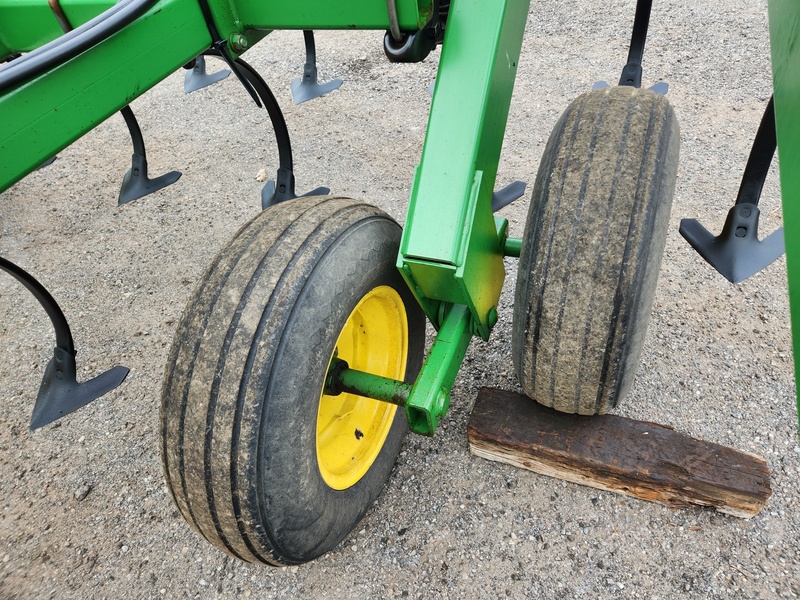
[513,86,680,415]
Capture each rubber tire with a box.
[512,86,679,415]
[160,196,425,565]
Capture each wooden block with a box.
[467,387,771,518]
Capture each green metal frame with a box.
[234,0,434,30]
[2,0,799,437]
[0,0,211,191]
[0,0,529,436]
[768,0,800,425]
[0,0,114,51]
[399,0,529,343]
[0,0,433,191]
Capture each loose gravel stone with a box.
[74,484,92,502]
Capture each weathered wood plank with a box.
[467,388,771,518]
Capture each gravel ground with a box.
[1,0,799,598]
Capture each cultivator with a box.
[1,0,798,566]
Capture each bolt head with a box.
[229,33,249,53]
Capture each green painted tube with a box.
[503,237,522,258]
[332,365,413,408]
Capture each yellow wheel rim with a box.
[316,285,408,490]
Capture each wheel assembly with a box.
[512,85,680,415]
[161,196,425,565]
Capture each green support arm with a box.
[399,0,531,341]
[394,0,530,433]
[768,0,800,427]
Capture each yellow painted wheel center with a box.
[316,286,409,490]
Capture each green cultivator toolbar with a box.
[0,0,797,566]
[769,0,800,424]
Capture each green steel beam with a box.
[0,0,210,192]
[235,0,433,31]
[0,0,114,53]
[768,0,800,427]
[398,0,530,340]
[404,304,473,436]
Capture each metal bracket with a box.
[290,31,343,105]
[384,0,447,63]
[184,55,230,94]
[0,257,129,430]
[619,0,652,88]
[322,304,473,437]
[399,0,530,340]
[592,80,668,95]
[404,304,473,435]
[261,168,330,209]
[680,97,784,283]
[383,28,438,63]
